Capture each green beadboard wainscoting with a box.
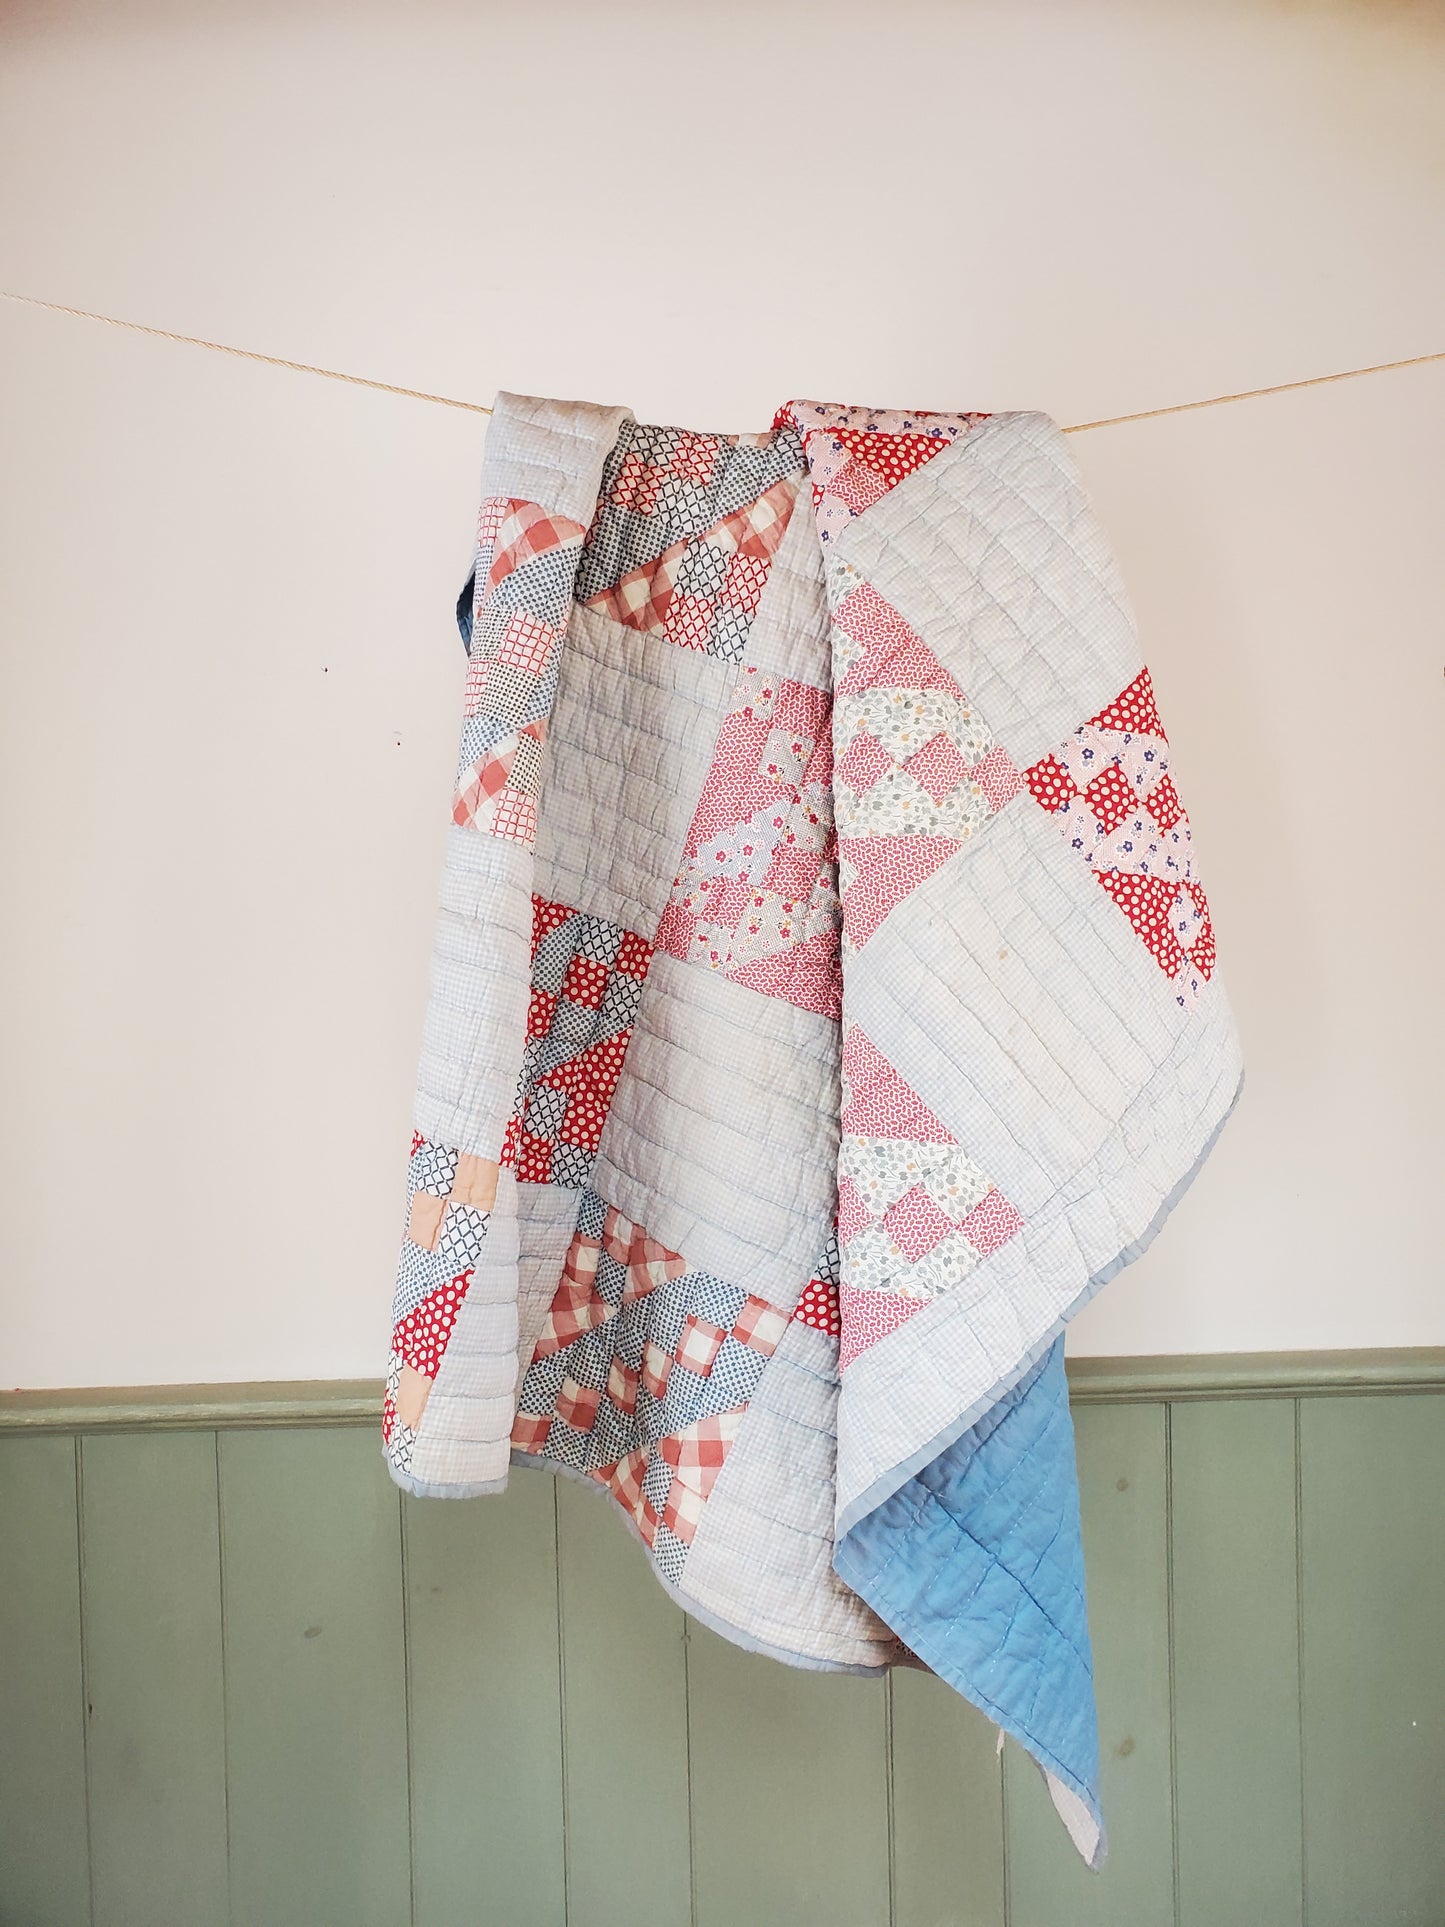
[1,1352,1442,1927]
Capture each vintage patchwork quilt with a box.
[382,393,1243,1867]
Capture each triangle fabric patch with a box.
[833,582,964,698]
[839,833,962,949]
[725,928,842,1021]
[840,1026,955,1143]
[838,1284,927,1369]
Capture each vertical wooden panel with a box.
[220,1427,411,1927]
[80,1432,228,1925]
[404,1469,565,1926]
[686,1621,891,1927]
[889,1668,1007,1927]
[0,1436,90,1927]
[1300,1394,1445,1927]
[1170,1399,1303,1927]
[1005,1402,1175,1927]
[554,1477,691,1927]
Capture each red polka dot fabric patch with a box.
[1024,670,1218,1009]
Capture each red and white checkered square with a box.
[556,1377,600,1432]
[607,1357,639,1417]
[602,1209,688,1300]
[642,1340,673,1400]
[731,1296,789,1358]
[675,1315,726,1377]
[486,501,586,592]
[535,1235,613,1354]
[602,1448,648,1515]
[512,1411,552,1452]
[662,1479,705,1544]
[657,1412,741,1480]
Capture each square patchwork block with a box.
[608,1357,639,1416]
[643,1341,673,1401]
[556,1378,601,1432]
[675,1315,726,1377]
[731,1296,789,1358]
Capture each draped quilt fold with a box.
[382,393,1243,1866]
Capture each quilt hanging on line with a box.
[380,392,1243,1868]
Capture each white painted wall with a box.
[1,0,1441,1387]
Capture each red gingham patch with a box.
[512,1411,552,1452]
[486,501,586,593]
[642,1341,673,1400]
[602,1448,649,1515]
[675,1315,726,1377]
[731,1296,788,1358]
[607,1358,639,1417]
[657,1412,740,1480]
[534,1234,613,1355]
[556,1377,601,1432]
[603,1209,687,1299]
[662,1479,705,1544]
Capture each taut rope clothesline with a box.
[4,288,1442,434]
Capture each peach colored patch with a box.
[396,1362,433,1429]
[407,1191,446,1250]
[451,1153,499,1211]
